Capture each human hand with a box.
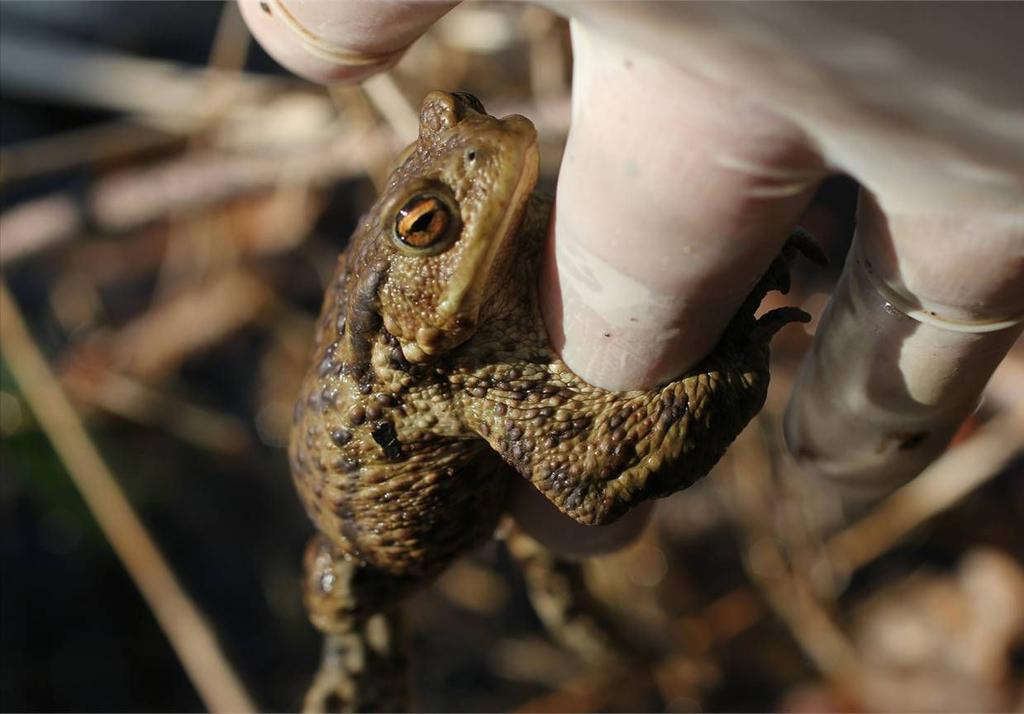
[242,1,1024,553]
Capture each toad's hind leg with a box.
[305,623,406,714]
[301,536,416,713]
[504,529,642,667]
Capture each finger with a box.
[539,22,827,392]
[785,190,1024,517]
[515,23,826,556]
[239,0,458,84]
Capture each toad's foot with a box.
[304,621,407,714]
[301,536,414,712]
[504,528,646,667]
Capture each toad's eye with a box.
[394,194,456,251]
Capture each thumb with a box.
[541,22,825,391]
[512,23,826,556]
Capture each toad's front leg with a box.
[465,230,820,526]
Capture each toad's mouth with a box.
[431,132,539,343]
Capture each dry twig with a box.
[722,423,860,682]
[61,366,252,456]
[0,120,182,186]
[826,402,1024,577]
[0,29,282,129]
[0,280,258,714]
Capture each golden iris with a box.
[394,195,451,249]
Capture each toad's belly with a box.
[292,430,509,577]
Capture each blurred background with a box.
[1,2,1022,712]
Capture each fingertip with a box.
[538,208,567,353]
[540,24,823,391]
[240,0,458,85]
[783,195,1024,515]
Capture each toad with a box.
[290,90,820,711]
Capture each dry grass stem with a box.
[0,120,181,186]
[61,366,252,456]
[827,402,1024,577]
[723,424,860,683]
[362,73,421,145]
[0,280,258,714]
[0,137,366,266]
[86,269,272,380]
[0,31,276,130]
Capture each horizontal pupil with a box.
[398,196,449,247]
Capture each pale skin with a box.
[242,1,1024,545]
